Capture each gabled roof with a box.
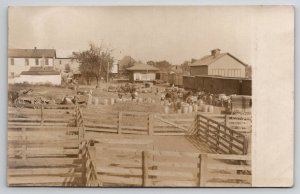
[127,62,159,71]
[20,66,60,75]
[190,52,247,67]
[8,48,56,58]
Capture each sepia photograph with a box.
[6,6,292,187]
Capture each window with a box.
[10,58,14,66]
[25,59,29,66]
[35,58,39,65]
[45,58,49,65]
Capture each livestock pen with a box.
[7,104,252,187]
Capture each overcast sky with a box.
[8,6,290,65]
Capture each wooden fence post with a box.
[229,130,233,154]
[21,127,27,160]
[205,120,209,143]
[148,114,154,136]
[118,112,122,135]
[79,127,84,140]
[224,115,228,126]
[75,106,78,127]
[215,125,221,152]
[88,145,100,186]
[199,154,208,187]
[40,105,44,126]
[142,151,149,187]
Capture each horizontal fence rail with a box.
[93,145,251,187]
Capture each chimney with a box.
[211,49,221,58]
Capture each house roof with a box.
[190,52,247,67]
[170,65,183,74]
[8,48,56,58]
[20,66,60,75]
[127,62,159,71]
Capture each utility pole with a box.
[107,61,109,83]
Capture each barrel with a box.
[164,106,170,114]
[188,105,193,113]
[193,104,198,112]
[204,105,209,112]
[164,100,169,106]
[87,95,93,105]
[110,98,115,105]
[198,100,203,106]
[138,98,143,103]
[208,105,214,113]
[103,99,108,105]
[93,97,99,105]
[182,105,189,114]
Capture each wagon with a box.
[14,96,50,109]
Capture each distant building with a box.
[14,66,61,85]
[190,49,247,78]
[8,47,56,78]
[111,63,118,74]
[126,62,159,82]
[54,51,80,73]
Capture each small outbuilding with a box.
[15,66,61,85]
[126,62,159,82]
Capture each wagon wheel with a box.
[33,97,44,109]
[14,98,24,109]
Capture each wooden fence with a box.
[8,106,75,127]
[7,125,84,186]
[79,107,194,136]
[7,125,102,186]
[195,114,248,155]
[91,145,251,187]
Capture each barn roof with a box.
[20,67,60,75]
[190,52,247,67]
[8,48,56,58]
[127,62,159,71]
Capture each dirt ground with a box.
[85,132,214,154]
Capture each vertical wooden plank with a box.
[216,125,220,152]
[229,130,234,154]
[79,127,84,140]
[205,120,209,143]
[21,127,26,160]
[40,105,44,126]
[199,154,208,187]
[225,115,228,127]
[148,114,154,136]
[118,112,122,135]
[75,106,78,127]
[198,154,202,186]
[142,151,149,187]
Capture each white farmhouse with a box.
[8,47,56,80]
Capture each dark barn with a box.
[183,75,252,95]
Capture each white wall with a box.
[208,55,246,77]
[8,57,54,77]
[54,58,79,72]
[133,72,156,81]
[14,74,62,85]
